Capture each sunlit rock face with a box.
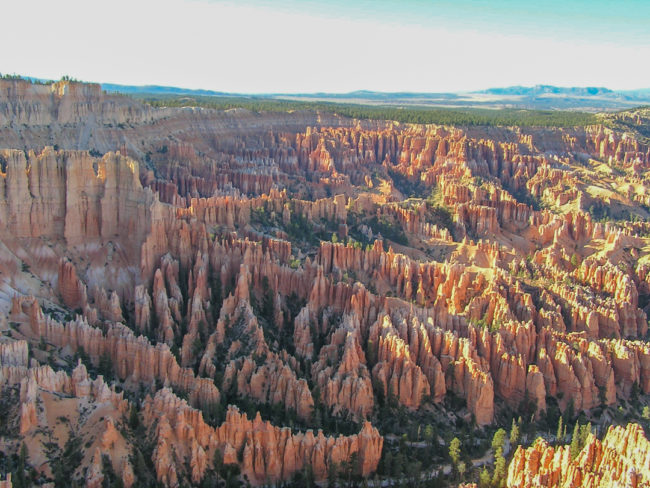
[1,79,650,485]
[507,423,650,488]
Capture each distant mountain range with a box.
[100,83,231,97]
[99,82,650,112]
[476,84,650,100]
[476,85,615,96]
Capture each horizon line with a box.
[3,73,650,96]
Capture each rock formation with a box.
[2,80,650,485]
[142,388,382,486]
[507,423,650,488]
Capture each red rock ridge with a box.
[142,388,383,486]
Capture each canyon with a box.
[1,78,650,486]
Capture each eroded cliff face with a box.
[1,81,650,485]
[507,423,650,488]
[142,388,382,486]
[0,340,134,486]
[0,339,380,487]
[0,79,153,127]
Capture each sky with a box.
[2,0,649,93]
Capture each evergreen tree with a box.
[53,433,83,486]
[492,451,507,488]
[393,452,406,477]
[301,464,315,488]
[365,339,376,367]
[491,428,506,456]
[261,276,275,326]
[379,450,392,476]
[131,448,153,486]
[344,451,359,485]
[424,424,435,448]
[101,454,124,488]
[13,443,28,488]
[564,398,575,422]
[489,428,508,488]
[128,405,139,430]
[449,437,461,465]
[579,422,592,449]
[556,416,564,442]
[457,461,467,480]
[478,467,491,488]
[327,461,338,488]
[510,418,521,448]
[98,352,114,383]
[405,461,422,487]
[570,422,581,459]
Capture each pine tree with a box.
[327,461,338,488]
[479,467,491,488]
[213,448,224,478]
[13,443,28,488]
[570,422,581,459]
[424,424,435,448]
[579,422,592,449]
[556,416,564,442]
[393,452,406,477]
[449,437,461,466]
[302,464,315,488]
[261,276,275,326]
[491,428,506,455]
[365,339,376,367]
[128,405,139,430]
[564,398,575,422]
[510,418,521,447]
[98,352,114,382]
[380,450,392,476]
[134,447,154,485]
[492,449,507,488]
[457,461,467,480]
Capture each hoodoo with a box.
[1,76,650,486]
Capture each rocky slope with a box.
[507,423,650,487]
[1,79,650,486]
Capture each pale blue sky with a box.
[2,0,649,93]
[248,0,650,44]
